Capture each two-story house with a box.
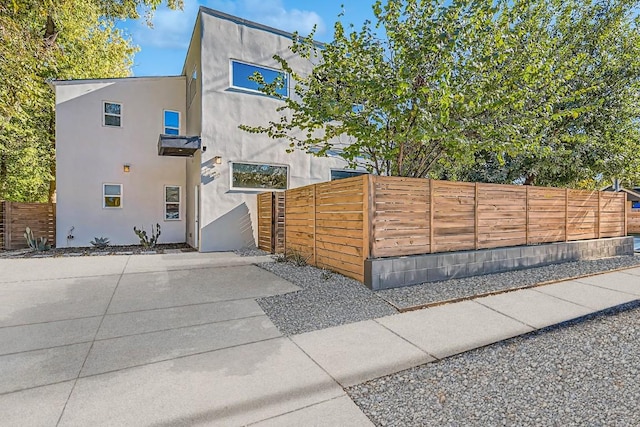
[54,7,356,251]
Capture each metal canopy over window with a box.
[157,134,201,157]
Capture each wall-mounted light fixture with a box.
[123,164,131,173]
[213,156,222,165]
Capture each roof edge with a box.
[52,75,185,86]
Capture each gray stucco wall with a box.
[197,9,348,251]
[55,77,187,247]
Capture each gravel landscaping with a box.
[256,262,397,335]
[0,243,194,258]
[348,301,640,426]
[378,255,640,309]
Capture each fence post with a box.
[525,186,529,245]
[597,191,601,239]
[5,202,12,250]
[270,193,276,253]
[474,182,479,250]
[363,174,372,260]
[429,179,435,253]
[312,184,317,266]
[565,188,569,242]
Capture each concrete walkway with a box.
[0,253,639,426]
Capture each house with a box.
[53,7,358,251]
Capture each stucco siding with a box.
[198,10,347,251]
[55,77,187,248]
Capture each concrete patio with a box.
[0,252,639,426]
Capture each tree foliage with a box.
[0,0,181,202]
[241,0,640,187]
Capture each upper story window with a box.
[103,102,122,127]
[330,170,368,181]
[188,66,197,107]
[163,110,180,135]
[230,60,288,98]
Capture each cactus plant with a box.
[24,227,51,251]
[90,237,110,249]
[133,223,161,249]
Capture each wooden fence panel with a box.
[257,193,273,252]
[567,190,599,241]
[274,192,286,253]
[628,206,640,234]
[527,187,567,244]
[370,176,430,258]
[432,180,476,252]
[0,202,4,249]
[1,202,56,249]
[599,193,626,237]
[314,175,366,281]
[285,186,315,261]
[477,183,527,249]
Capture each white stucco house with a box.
[54,7,359,251]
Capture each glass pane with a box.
[164,111,179,128]
[165,186,180,203]
[104,184,121,196]
[164,127,179,135]
[232,61,288,97]
[331,170,366,181]
[232,163,287,190]
[165,203,180,219]
[104,102,121,115]
[104,115,121,127]
[104,196,121,207]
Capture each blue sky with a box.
[124,0,375,76]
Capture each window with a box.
[103,102,122,127]
[163,110,180,135]
[103,184,122,208]
[633,201,640,209]
[231,162,288,190]
[188,66,197,107]
[230,60,288,98]
[331,170,367,181]
[164,185,181,220]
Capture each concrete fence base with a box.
[364,237,635,291]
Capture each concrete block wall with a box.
[364,237,635,290]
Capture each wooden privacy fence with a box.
[257,175,627,282]
[257,192,285,253]
[628,207,640,234]
[0,201,56,250]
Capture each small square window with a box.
[103,102,122,127]
[164,185,181,220]
[103,184,122,208]
[164,110,180,135]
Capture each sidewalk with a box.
[0,254,638,426]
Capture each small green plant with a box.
[133,223,161,249]
[284,248,310,267]
[90,237,110,249]
[321,268,333,281]
[24,227,51,251]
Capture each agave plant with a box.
[24,227,51,251]
[90,237,110,249]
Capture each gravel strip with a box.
[256,262,397,335]
[234,247,270,257]
[378,255,640,309]
[348,301,640,427]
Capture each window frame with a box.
[330,169,368,181]
[103,183,123,209]
[164,185,182,221]
[163,110,180,135]
[102,101,122,128]
[229,161,289,192]
[229,60,289,98]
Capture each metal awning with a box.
[157,134,201,157]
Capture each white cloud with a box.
[133,0,325,50]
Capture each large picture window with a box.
[103,184,122,208]
[231,162,288,190]
[103,102,122,127]
[164,185,181,220]
[230,60,288,98]
[330,169,367,181]
[163,110,180,135]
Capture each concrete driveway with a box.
[0,253,371,426]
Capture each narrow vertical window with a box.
[163,110,180,135]
[165,185,181,220]
[103,184,122,208]
[103,102,122,127]
[188,66,197,106]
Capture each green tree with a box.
[0,0,181,202]
[241,0,640,187]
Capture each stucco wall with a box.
[55,77,187,248]
[198,9,348,251]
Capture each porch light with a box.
[214,156,222,165]
[123,164,131,173]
